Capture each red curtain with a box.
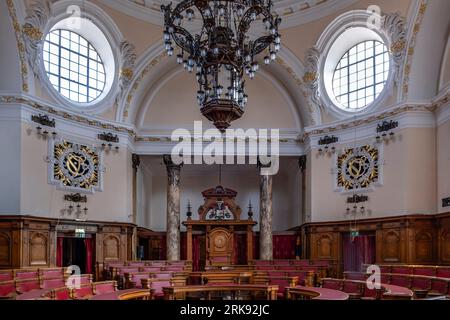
[273,235,296,259]
[343,234,376,272]
[252,235,260,260]
[180,233,187,260]
[84,238,93,274]
[192,235,201,271]
[56,237,64,267]
[233,234,247,265]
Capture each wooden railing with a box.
[162,284,279,300]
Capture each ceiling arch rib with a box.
[120,41,317,132]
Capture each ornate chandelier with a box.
[161,1,282,131]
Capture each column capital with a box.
[298,155,307,172]
[163,154,183,169]
[132,154,140,170]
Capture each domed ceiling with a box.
[102,0,359,29]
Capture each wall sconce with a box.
[31,114,57,138]
[376,120,398,143]
[98,132,120,151]
[345,194,368,216]
[64,193,88,221]
[317,135,338,155]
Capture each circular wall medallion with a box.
[337,145,379,191]
[53,141,99,190]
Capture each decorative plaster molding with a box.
[6,0,29,92]
[401,0,428,100]
[382,13,407,86]
[22,0,51,80]
[302,47,321,108]
[303,90,449,142]
[116,41,137,107]
[102,0,359,30]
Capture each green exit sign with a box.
[350,231,359,237]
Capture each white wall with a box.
[0,105,21,214]
[437,118,450,213]
[0,0,22,94]
[308,126,437,222]
[18,121,134,222]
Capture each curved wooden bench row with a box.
[344,271,450,298]
[361,264,450,279]
[15,280,117,300]
[285,286,349,300]
[321,278,414,300]
[0,274,93,299]
[0,267,76,282]
[89,288,151,300]
[162,284,279,300]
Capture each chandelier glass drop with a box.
[161,1,282,132]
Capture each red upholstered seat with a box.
[15,278,40,294]
[0,280,16,299]
[140,266,162,272]
[127,262,146,267]
[412,277,431,291]
[15,270,39,280]
[322,279,342,291]
[72,285,94,300]
[267,271,286,277]
[168,261,186,266]
[150,280,171,298]
[362,285,382,300]
[152,272,173,279]
[277,266,295,271]
[165,266,184,272]
[380,266,391,274]
[79,274,93,285]
[414,267,436,277]
[273,260,291,265]
[118,267,140,276]
[390,275,412,288]
[41,278,66,290]
[0,271,13,282]
[344,272,366,281]
[40,268,64,279]
[391,266,412,275]
[436,267,450,279]
[292,260,311,266]
[129,273,151,288]
[342,281,363,295]
[93,281,117,295]
[255,266,273,271]
[380,274,390,284]
[150,262,166,267]
[429,278,450,296]
[52,287,71,300]
[253,260,272,265]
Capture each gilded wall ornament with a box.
[336,145,380,192]
[49,139,103,193]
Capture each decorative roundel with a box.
[53,141,99,190]
[214,235,226,249]
[337,145,379,191]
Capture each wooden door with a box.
[208,228,232,265]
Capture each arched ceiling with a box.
[101,0,360,29]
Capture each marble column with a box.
[164,155,183,261]
[131,154,140,260]
[259,163,273,260]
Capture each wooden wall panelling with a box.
[0,230,12,267]
[438,215,450,264]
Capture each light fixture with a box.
[161,1,282,132]
[376,120,398,143]
[317,135,338,155]
[31,114,57,138]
